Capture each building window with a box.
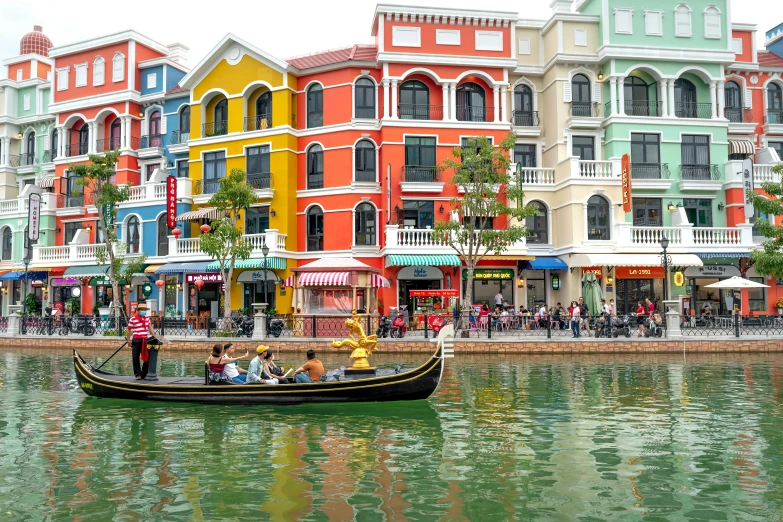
[463,216,494,230]
[177,160,189,178]
[681,135,711,180]
[525,201,548,244]
[748,277,767,311]
[768,84,783,123]
[614,8,633,34]
[56,68,69,90]
[399,80,430,119]
[26,132,35,158]
[245,207,269,235]
[78,126,89,155]
[514,144,536,168]
[157,214,171,256]
[306,84,323,128]
[147,73,157,89]
[354,140,376,182]
[1,228,11,261]
[307,207,324,252]
[93,57,105,85]
[126,216,140,254]
[769,142,783,160]
[645,9,664,36]
[355,203,376,246]
[571,74,592,116]
[587,195,610,240]
[456,82,487,122]
[247,145,270,175]
[624,76,651,115]
[674,4,692,37]
[75,64,87,87]
[392,26,421,47]
[513,85,534,126]
[632,198,662,226]
[574,29,587,46]
[64,222,83,245]
[703,5,721,39]
[213,99,228,135]
[630,133,661,178]
[255,91,272,129]
[50,129,58,157]
[146,164,159,182]
[203,151,226,194]
[572,136,595,160]
[354,78,375,119]
[306,144,324,189]
[404,137,437,182]
[112,53,125,82]
[148,110,162,147]
[179,106,190,138]
[110,119,122,149]
[23,94,30,111]
[402,200,434,229]
[674,78,698,117]
[683,199,713,227]
[724,81,744,122]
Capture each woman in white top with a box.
[570,301,581,338]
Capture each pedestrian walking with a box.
[570,301,581,338]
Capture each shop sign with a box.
[615,266,665,279]
[581,266,603,279]
[621,153,632,213]
[185,272,223,284]
[397,266,444,280]
[551,274,561,290]
[31,280,44,287]
[142,282,153,297]
[462,269,515,280]
[237,271,277,283]
[683,266,741,278]
[743,158,755,220]
[167,175,177,229]
[673,272,685,287]
[409,289,459,297]
[52,278,80,286]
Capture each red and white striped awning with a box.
[282,275,295,287]
[371,274,390,288]
[298,272,350,286]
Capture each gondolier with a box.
[126,303,158,380]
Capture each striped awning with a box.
[176,208,224,221]
[156,261,211,274]
[729,140,755,155]
[385,254,462,267]
[282,275,295,287]
[371,274,390,288]
[696,253,751,259]
[205,258,286,271]
[144,264,164,273]
[37,175,55,188]
[299,272,350,286]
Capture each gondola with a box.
[73,326,452,405]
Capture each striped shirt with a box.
[128,315,150,338]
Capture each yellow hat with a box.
[256,345,269,354]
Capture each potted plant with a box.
[776,297,783,315]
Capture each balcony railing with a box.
[675,102,712,119]
[168,230,287,258]
[19,152,36,166]
[170,130,190,145]
[569,102,600,117]
[511,111,539,126]
[398,104,443,120]
[402,165,439,183]
[630,226,682,246]
[578,160,613,178]
[41,150,51,163]
[193,178,222,196]
[680,164,720,181]
[754,164,781,183]
[619,223,754,251]
[693,227,743,246]
[385,225,527,255]
[139,134,165,149]
[725,107,753,123]
[456,105,493,122]
[766,109,783,124]
[95,137,122,153]
[64,143,89,157]
[8,155,20,167]
[624,100,663,117]
[518,167,555,185]
[202,120,228,137]
[631,163,670,179]
[65,194,85,207]
[243,114,272,132]
[247,172,271,190]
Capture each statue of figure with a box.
[331,311,378,368]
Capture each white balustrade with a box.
[0,199,20,214]
[128,186,145,202]
[398,228,448,247]
[630,227,682,245]
[35,246,70,262]
[518,168,555,185]
[153,184,167,199]
[76,244,99,260]
[693,227,742,246]
[175,237,203,255]
[579,160,614,178]
[754,164,779,183]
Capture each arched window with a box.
[306,144,324,189]
[50,129,58,160]
[675,4,692,37]
[525,201,548,244]
[110,119,122,150]
[769,84,783,124]
[704,5,721,39]
[513,84,534,126]
[255,91,272,129]
[586,195,610,241]
[127,216,140,254]
[214,99,228,135]
[148,110,161,147]
[355,203,376,246]
[112,53,125,82]
[623,76,650,115]
[751,207,770,237]
[1,228,11,261]
[157,214,171,256]
[724,81,744,122]
[674,78,698,118]
[25,132,35,165]
[354,140,376,182]
[456,82,487,122]
[306,84,323,128]
[178,106,190,141]
[93,57,105,85]
[78,125,89,155]
[306,207,324,252]
[571,74,592,116]
[355,78,376,118]
[399,80,430,120]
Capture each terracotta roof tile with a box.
[286,44,377,70]
[166,85,188,95]
[759,50,783,67]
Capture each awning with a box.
[205,258,286,271]
[483,255,535,260]
[237,270,278,283]
[568,253,703,267]
[299,272,350,286]
[371,274,390,288]
[88,275,127,286]
[729,140,755,155]
[0,270,47,281]
[144,264,164,273]
[49,267,67,276]
[176,208,224,221]
[696,253,751,259]
[282,275,295,287]
[37,174,55,188]
[385,254,462,267]
[156,261,211,274]
[64,265,111,278]
[520,257,569,271]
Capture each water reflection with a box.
[1,349,783,520]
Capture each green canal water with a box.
[2,348,783,521]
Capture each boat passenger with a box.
[262,349,289,383]
[246,345,279,384]
[293,349,325,383]
[222,343,249,384]
[206,342,245,383]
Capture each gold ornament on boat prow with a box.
[331,310,378,370]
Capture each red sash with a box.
[140,337,149,362]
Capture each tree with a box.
[68,151,146,320]
[431,133,537,318]
[199,168,257,326]
[749,164,783,277]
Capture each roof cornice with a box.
[49,30,169,58]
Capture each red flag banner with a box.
[167,175,177,229]
[621,153,632,213]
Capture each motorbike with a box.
[267,315,285,338]
[611,315,632,338]
[376,315,391,338]
[390,313,407,338]
[643,314,664,338]
[60,314,96,337]
[236,315,254,338]
[428,314,444,335]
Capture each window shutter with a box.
[564,80,572,102]
[745,89,752,109]
[675,10,691,36]
[160,115,167,134]
[704,12,721,38]
[141,118,148,136]
[593,81,601,103]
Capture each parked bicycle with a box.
[60,314,96,336]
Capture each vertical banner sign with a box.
[167,175,177,229]
[743,157,755,220]
[621,153,632,213]
[28,193,41,241]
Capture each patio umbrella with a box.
[581,271,602,316]
[704,277,769,289]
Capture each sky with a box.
[0,0,781,76]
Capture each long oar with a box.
[94,341,128,371]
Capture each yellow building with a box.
[179,34,297,313]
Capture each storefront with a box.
[518,258,569,310]
[186,272,222,317]
[684,265,741,316]
[238,270,278,312]
[396,266,444,313]
[614,266,664,315]
[50,277,82,314]
[463,268,515,309]
[88,275,127,310]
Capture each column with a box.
[617,77,626,116]
[500,86,509,123]
[609,77,618,116]
[668,80,676,117]
[660,79,668,117]
[492,86,500,122]
[390,80,398,120]
[382,80,390,119]
[709,81,718,119]
[449,83,457,122]
[120,116,129,150]
[441,84,450,120]
[87,122,96,154]
[717,82,725,119]
[0,137,8,166]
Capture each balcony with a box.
[675,102,712,119]
[202,120,228,137]
[518,167,555,187]
[31,241,136,266]
[568,102,601,128]
[41,150,52,165]
[763,109,783,134]
[243,114,272,132]
[398,104,443,120]
[8,155,20,167]
[384,224,528,258]
[456,105,493,122]
[168,130,189,154]
[578,160,614,178]
[400,165,443,193]
[138,134,166,158]
[96,137,122,153]
[678,164,722,191]
[511,111,540,137]
[165,229,288,261]
[617,223,754,255]
[725,107,755,134]
[623,100,663,117]
[631,162,672,191]
[64,143,89,157]
[193,178,221,197]
[754,164,781,183]
[0,193,58,216]
[124,177,193,206]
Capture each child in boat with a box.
[247,346,279,384]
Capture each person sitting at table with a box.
[701,303,713,317]
[492,306,503,330]
[518,305,528,315]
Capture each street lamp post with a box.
[659,237,672,302]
